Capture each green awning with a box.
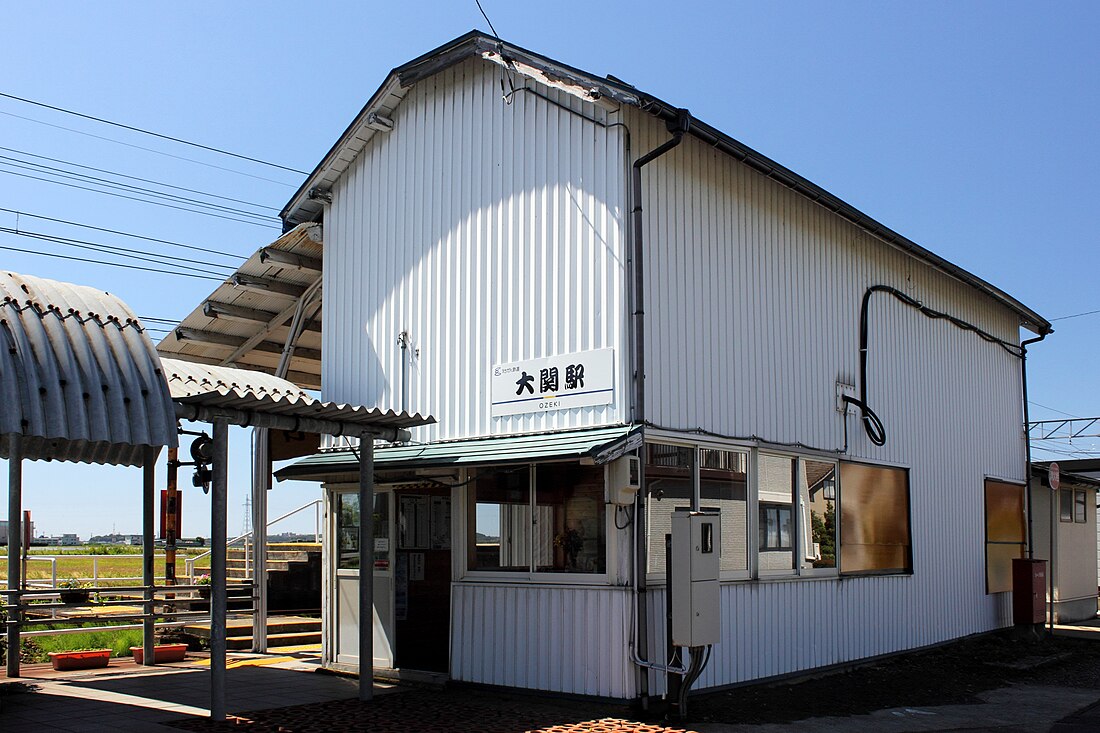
[274,424,641,481]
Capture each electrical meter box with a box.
[606,455,641,506]
[671,508,721,647]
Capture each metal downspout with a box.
[1020,331,1048,559]
[630,109,691,707]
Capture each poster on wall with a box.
[489,348,614,417]
[395,553,408,621]
[430,496,451,550]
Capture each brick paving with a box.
[167,690,698,733]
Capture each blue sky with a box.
[1,2,1097,537]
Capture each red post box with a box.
[1012,558,1047,625]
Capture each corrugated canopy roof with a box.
[281,30,1050,336]
[274,425,639,482]
[161,357,434,438]
[156,223,323,389]
[0,271,178,466]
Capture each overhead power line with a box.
[1028,401,1081,419]
[0,167,280,229]
[0,228,235,278]
[0,145,278,211]
[0,243,223,282]
[0,208,246,261]
[1050,308,1100,323]
[0,156,274,222]
[0,109,296,187]
[0,90,308,175]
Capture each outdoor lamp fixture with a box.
[822,477,836,501]
[365,112,395,132]
[189,433,214,494]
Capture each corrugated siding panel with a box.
[630,107,1021,690]
[324,59,628,442]
[451,583,635,698]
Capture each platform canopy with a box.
[0,270,178,466]
[156,222,324,390]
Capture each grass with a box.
[31,627,145,659]
[0,553,210,584]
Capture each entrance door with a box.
[393,486,452,673]
[333,489,394,669]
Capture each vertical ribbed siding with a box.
[324,60,628,442]
[630,107,1023,691]
[451,583,635,699]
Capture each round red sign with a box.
[1049,462,1061,491]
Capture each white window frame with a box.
[459,461,613,585]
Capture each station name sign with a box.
[490,348,614,417]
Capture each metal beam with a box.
[142,446,157,666]
[174,327,322,362]
[174,402,411,444]
[251,431,269,653]
[217,277,322,366]
[203,301,322,334]
[1027,417,1100,441]
[6,433,22,678]
[358,438,374,701]
[210,419,229,721]
[259,248,322,272]
[232,273,308,299]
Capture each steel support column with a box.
[358,438,375,702]
[251,428,269,652]
[210,419,229,721]
[142,445,157,665]
[6,432,22,679]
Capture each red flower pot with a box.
[48,649,111,671]
[130,643,188,664]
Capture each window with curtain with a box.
[838,462,912,575]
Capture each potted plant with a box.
[57,578,91,605]
[195,573,211,599]
[48,648,111,671]
[130,643,189,664]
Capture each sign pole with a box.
[1048,462,1060,633]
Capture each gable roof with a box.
[281,30,1050,336]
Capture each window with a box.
[758,454,796,572]
[803,460,837,569]
[337,492,390,571]
[467,463,606,575]
[984,479,1025,593]
[838,462,912,575]
[1075,489,1087,523]
[700,448,749,572]
[645,444,693,574]
[1059,489,1073,523]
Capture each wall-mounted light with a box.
[366,112,395,132]
[822,477,836,501]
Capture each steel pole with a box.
[210,419,229,721]
[358,438,375,702]
[6,433,23,678]
[142,445,157,665]
[251,428,268,653]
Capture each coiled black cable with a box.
[844,285,1024,447]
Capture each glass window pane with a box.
[646,443,693,573]
[534,464,606,573]
[338,493,389,570]
[838,462,911,574]
[468,468,531,571]
[1059,489,1073,523]
[700,448,749,572]
[803,460,837,569]
[984,480,1025,593]
[1075,490,1087,523]
[758,454,796,570]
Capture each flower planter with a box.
[130,643,188,665]
[198,587,211,599]
[48,649,111,671]
[59,590,91,605]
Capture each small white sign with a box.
[491,348,614,417]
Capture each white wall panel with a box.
[451,583,635,699]
[630,106,1022,691]
[324,60,628,442]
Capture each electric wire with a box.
[0,108,297,187]
[0,228,235,278]
[1028,401,1081,419]
[475,0,501,37]
[0,243,223,281]
[0,167,280,229]
[0,145,278,211]
[0,207,247,261]
[0,156,274,221]
[1050,308,1100,322]
[0,90,308,175]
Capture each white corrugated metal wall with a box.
[323,59,629,443]
[627,106,1023,691]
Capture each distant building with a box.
[0,519,35,544]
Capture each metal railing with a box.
[185,499,321,582]
[6,554,207,590]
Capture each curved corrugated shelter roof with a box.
[0,271,178,466]
[160,357,315,403]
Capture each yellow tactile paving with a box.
[269,643,321,653]
[190,656,296,670]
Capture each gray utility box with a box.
[671,508,721,647]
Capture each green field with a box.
[0,550,210,585]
